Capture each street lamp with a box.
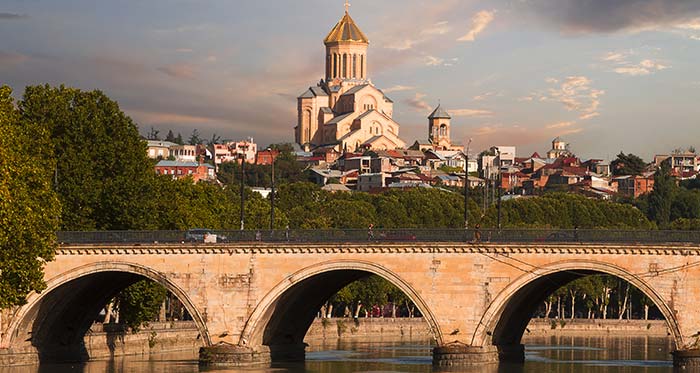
[496,149,502,231]
[239,152,246,231]
[464,138,472,229]
[270,150,276,231]
[237,142,250,231]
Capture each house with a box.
[154,159,216,182]
[357,172,387,192]
[256,149,280,165]
[655,151,699,174]
[321,183,351,193]
[310,168,351,186]
[211,138,258,165]
[424,150,466,170]
[614,172,655,198]
[169,144,199,162]
[146,140,177,159]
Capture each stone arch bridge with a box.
[2,230,700,367]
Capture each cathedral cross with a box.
[344,0,350,13]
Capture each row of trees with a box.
[321,275,421,319]
[538,275,660,321]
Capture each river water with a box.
[1,335,675,373]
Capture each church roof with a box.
[354,109,375,121]
[298,86,328,99]
[324,12,369,45]
[342,84,370,96]
[326,112,354,125]
[428,105,451,119]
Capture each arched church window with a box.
[327,54,331,78]
[352,54,357,78]
[360,55,364,79]
[342,54,347,78]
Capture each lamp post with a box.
[270,150,276,231]
[239,152,246,231]
[495,148,502,230]
[463,138,472,229]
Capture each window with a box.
[342,54,347,78]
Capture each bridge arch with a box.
[471,259,682,357]
[239,260,442,357]
[6,261,211,362]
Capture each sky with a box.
[1,0,699,160]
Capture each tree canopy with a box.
[611,152,647,176]
[0,86,60,309]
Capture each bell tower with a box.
[323,1,369,82]
[428,104,452,150]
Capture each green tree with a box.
[611,152,647,176]
[116,280,168,332]
[19,85,154,230]
[175,132,184,145]
[147,126,160,140]
[647,164,678,228]
[0,85,61,309]
[188,129,203,145]
[165,130,176,143]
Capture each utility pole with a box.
[240,153,246,231]
[496,149,502,230]
[270,151,275,231]
[463,138,472,229]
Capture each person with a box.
[255,230,261,242]
[368,223,374,240]
[285,225,290,242]
[473,224,482,243]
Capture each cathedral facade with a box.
[295,7,406,152]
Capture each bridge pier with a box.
[497,344,525,363]
[432,343,499,366]
[672,349,700,369]
[198,344,271,367]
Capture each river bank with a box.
[0,318,671,366]
[524,318,670,337]
[83,321,202,359]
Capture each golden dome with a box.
[324,12,369,45]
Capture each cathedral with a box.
[295,5,407,152]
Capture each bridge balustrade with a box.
[55,229,700,245]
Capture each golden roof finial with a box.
[344,0,350,13]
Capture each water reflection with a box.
[0,336,675,373]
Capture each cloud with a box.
[424,55,458,67]
[0,12,28,20]
[450,109,494,117]
[614,59,669,76]
[0,51,29,67]
[677,18,700,30]
[157,63,197,79]
[532,76,604,120]
[421,21,450,36]
[425,55,444,66]
[519,0,700,34]
[384,39,419,51]
[404,93,431,111]
[600,51,670,76]
[546,121,575,129]
[602,52,626,62]
[473,92,502,101]
[383,85,415,93]
[458,10,495,42]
